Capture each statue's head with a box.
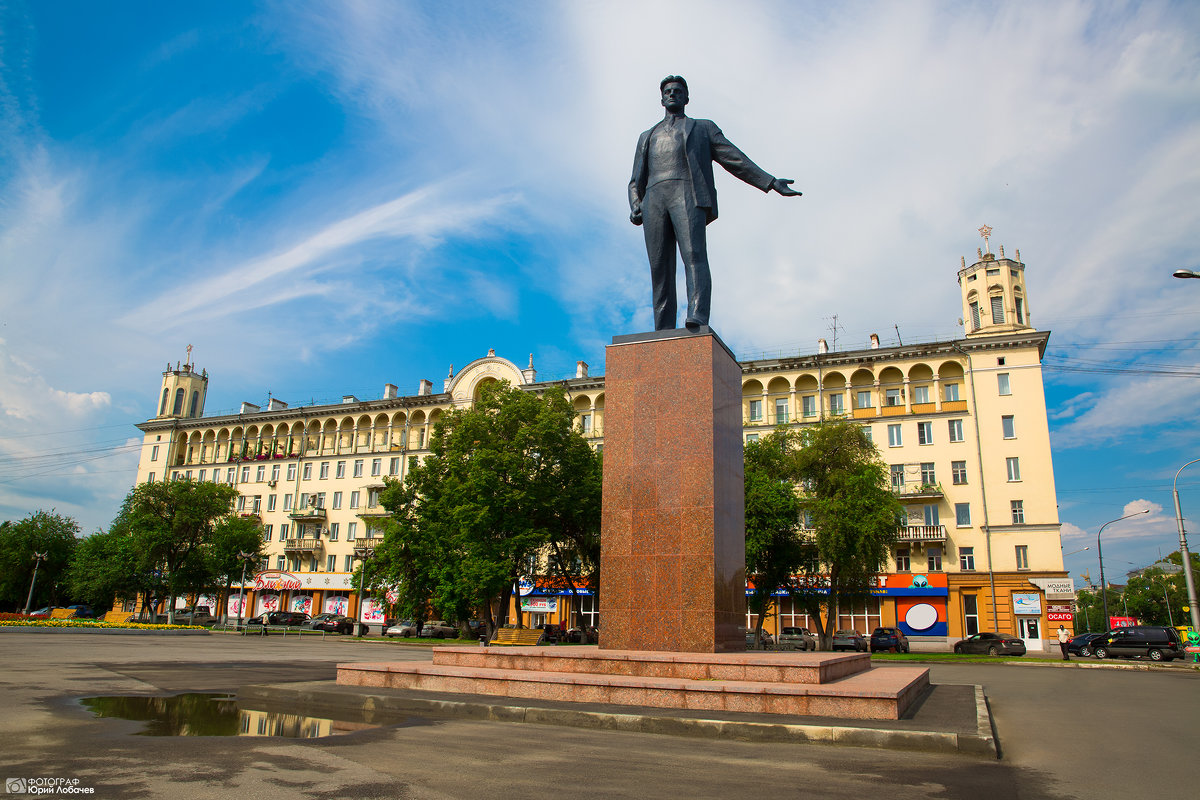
[660,75,688,111]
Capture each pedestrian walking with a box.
[1057,625,1071,660]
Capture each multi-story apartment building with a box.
[131,239,1070,649]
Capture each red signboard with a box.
[253,570,302,591]
[1047,603,1072,621]
[1108,616,1138,628]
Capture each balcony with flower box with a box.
[893,483,945,501]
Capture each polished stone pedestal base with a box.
[336,647,930,721]
[599,329,746,653]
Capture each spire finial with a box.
[185,344,193,368]
[978,224,993,254]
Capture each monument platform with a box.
[336,647,930,720]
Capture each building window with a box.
[963,594,979,635]
[252,496,261,513]
[320,462,330,479]
[746,433,759,443]
[418,428,426,448]
[890,464,905,490]
[332,492,343,510]
[912,385,930,404]
[1002,415,1015,439]
[263,524,273,542]
[948,419,964,442]
[1011,500,1025,524]
[802,395,817,417]
[390,457,400,475]
[927,546,942,572]
[885,388,902,407]
[226,467,235,484]
[997,373,1011,396]
[198,469,206,482]
[959,547,975,571]
[159,389,169,416]
[862,426,872,443]
[350,491,360,509]
[280,523,289,540]
[147,472,155,483]
[917,421,932,445]
[969,301,981,331]
[923,504,939,526]
[828,394,844,415]
[268,495,277,511]
[237,495,246,512]
[955,503,971,527]
[287,463,297,481]
[951,460,967,484]
[887,424,902,447]
[368,488,381,508]
[990,294,1005,324]
[299,492,309,509]
[336,460,346,479]
[1007,457,1021,481]
[327,555,337,572]
[353,459,364,478]
[347,522,357,540]
[302,463,312,480]
[283,494,293,511]
[172,388,184,415]
[1015,545,1029,570]
[748,399,763,422]
[896,548,911,572]
[256,465,265,482]
[944,383,960,402]
[315,492,326,509]
[371,458,382,476]
[920,462,936,485]
[240,466,250,483]
[276,556,285,571]
[329,522,339,541]
[151,445,159,461]
[1015,296,1026,324]
[271,464,280,482]
[855,390,872,410]
[774,398,788,423]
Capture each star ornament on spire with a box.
[978,224,993,253]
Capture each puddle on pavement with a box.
[80,693,380,738]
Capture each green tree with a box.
[792,419,903,649]
[203,514,265,622]
[743,429,812,648]
[125,478,239,624]
[0,510,79,612]
[372,381,602,638]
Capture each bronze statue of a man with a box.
[629,76,801,331]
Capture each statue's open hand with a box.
[770,178,802,197]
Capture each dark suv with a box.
[1093,626,1183,662]
[247,611,311,627]
[870,627,910,653]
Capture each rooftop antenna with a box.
[824,315,843,351]
[893,324,903,346]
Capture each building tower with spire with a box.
[958,225,1032,337]
[156,345,208,420]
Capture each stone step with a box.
[430,646,871,685]
[337,660,929,720]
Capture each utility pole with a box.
[23,552,48,615]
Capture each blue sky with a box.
[1,1,1198,589]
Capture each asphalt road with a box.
[0,631,1195,799]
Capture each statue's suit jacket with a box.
[628,116,774,225]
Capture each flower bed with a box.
[0,619,205,631]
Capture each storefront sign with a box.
[254,571,303,591]
[744,573,947,597]
[247,571,354,591]
[519,578,593,596]
[1109,616,1138,628]
[1013,593,1042,615]
[1047,604,1073,621]
[1028,577,1075,599]
[520,597,558,613]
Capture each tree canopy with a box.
[370,381,602,637]
[0,510,79,612]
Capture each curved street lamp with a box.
[1097,510,1150,627]
[235,550,257,629]
[1172,269,1200,279]
[1172,459,1200,631]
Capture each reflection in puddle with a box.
[80,693,379,738]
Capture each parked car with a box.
[776,627,817,651]
[743,628,774,649]
[66,604,99,619]
[1092,626,1183,662]
[27,607,59,618]
[831,630,868,651]
[1067,632,1106,657]
[385,620,419,638]
[246,611,311,627]
[417,620,457,639]
[870,627,910,653]
[310,614,357,634]
[953,632,1027,656]
[158,606,216,625]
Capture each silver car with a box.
[776,626,817,651]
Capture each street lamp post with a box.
[354,546,373,637]
[235,550,256,629]
[1172,459,1200,631]
[1172,269,1200,279]
[1097,509,1150,628]
[22,551,48,615]
[1149,575,1174,628]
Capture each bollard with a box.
[480,635,488,647]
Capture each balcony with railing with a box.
[895,524,947,543]
[892,482,945,501]
[288,507,327,522]
[284,533,324,553]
